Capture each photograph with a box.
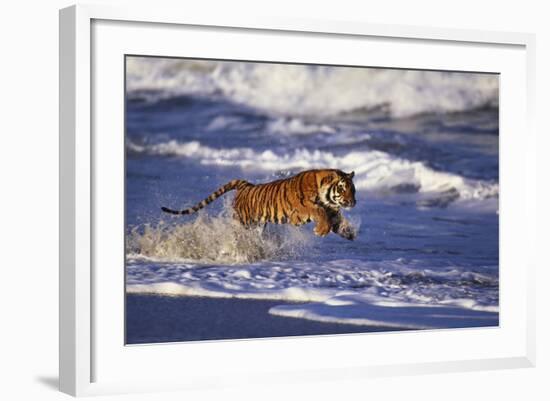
[124,55,499,344]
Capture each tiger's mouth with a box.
[340,199,356,208]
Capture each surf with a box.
[127,138,499,208]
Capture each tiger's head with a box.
[320,170,357,209]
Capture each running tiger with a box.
[161,169,357,240]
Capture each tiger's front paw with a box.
[339,224,357,241]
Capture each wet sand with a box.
[126,294,405,344]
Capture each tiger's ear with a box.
[348,171,355,179]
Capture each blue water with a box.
[125,58,499,335]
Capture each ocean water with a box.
[125,57,499,336]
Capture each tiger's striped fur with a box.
[161,169,357,240]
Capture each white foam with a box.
[127,282,332,303]
[128,139,499,203]
[127,57,498,118]
[266,117,337,135]
[126,258,499,328]
[268,297,498,329]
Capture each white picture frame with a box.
[59,4,536,397]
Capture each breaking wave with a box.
[127,139,499,203]
[126,57,498,118]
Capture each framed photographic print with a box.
[124,55,500,344]
[60,4,536,397]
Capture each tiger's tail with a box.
[161,179,249,215]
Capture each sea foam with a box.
[126,257,499,329]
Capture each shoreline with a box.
[126,293,407,344]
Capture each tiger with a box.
[161,169,357,240]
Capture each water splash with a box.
[126,207,312,265]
